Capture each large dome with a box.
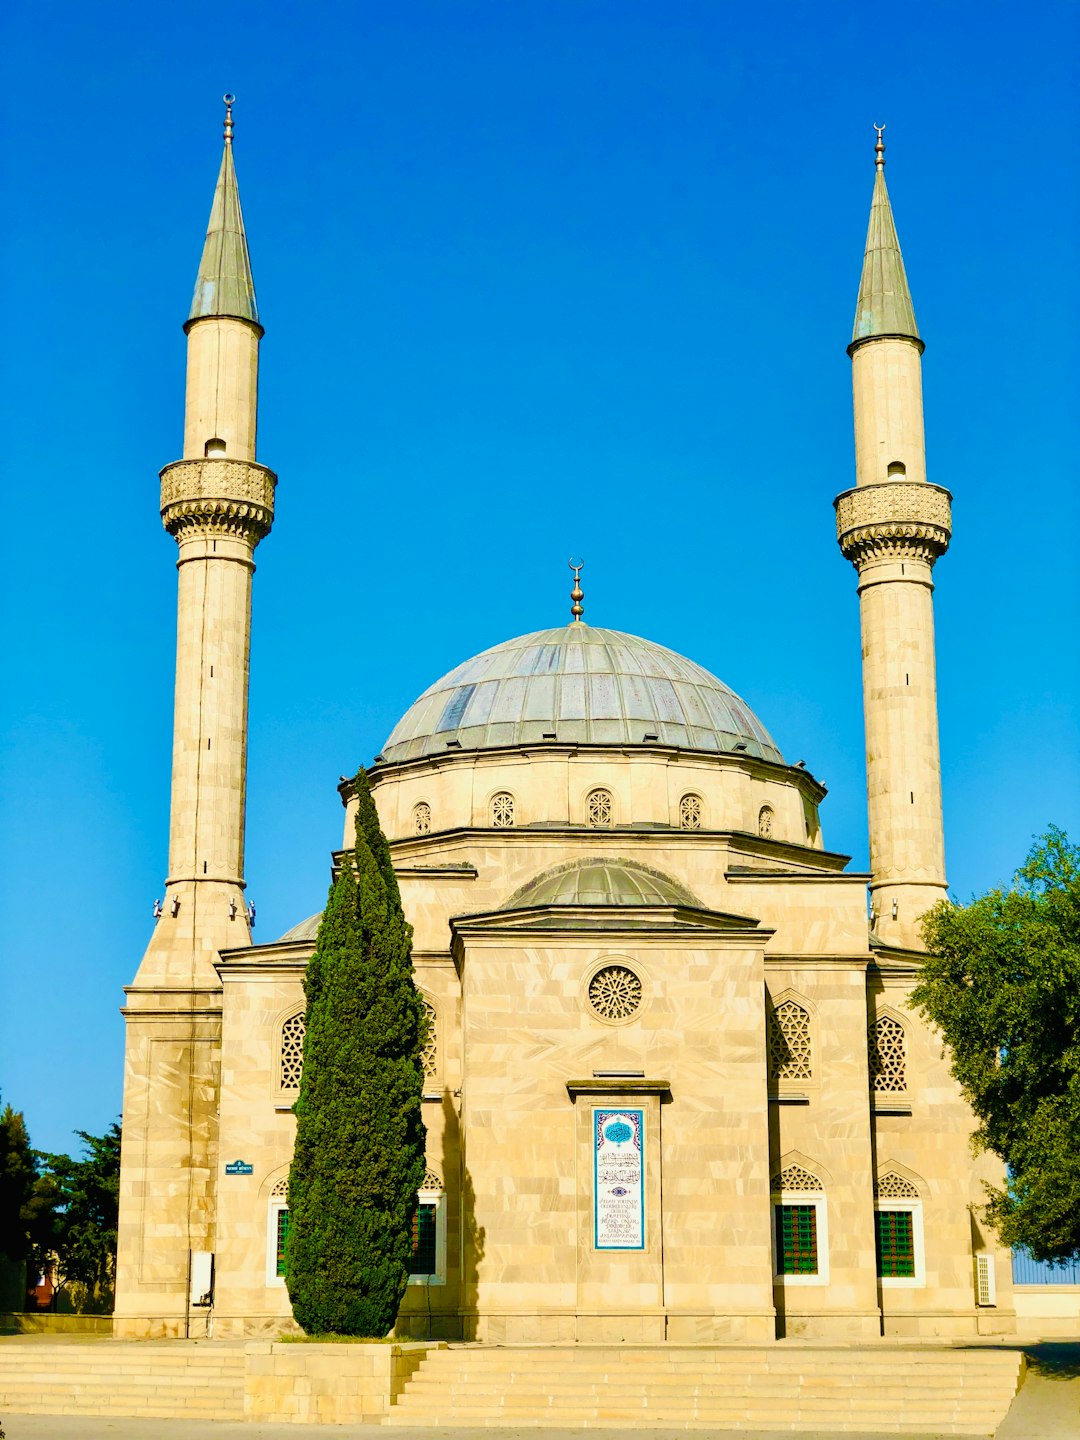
[380,624,782,765]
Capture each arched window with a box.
[413,802,431,836]
[767,999,812,1084]
[874,1170,924,1284]
[869,1015,907,1093]
[770,1164,828,1283]
[758,805,774,838]
[204,436,226,458]
[419,996,438,1081]
[267,1178,289,1284]
[280,1011,305,1091]
[887,460,907,479]
[410,1168,446,1284]
[679,794,702,831]
[490,792,515,828]
[586,788,613,828]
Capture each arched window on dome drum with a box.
[679,794,702,830]
[586,788,613,828]
[758,804,774,839]
[869,1015,907,1093]
[490,792,515,828]
[413,802,431,836]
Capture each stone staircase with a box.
[0,1339,246,1420]
[386,1343,1026,1433]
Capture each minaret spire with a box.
[851,124,920,350]
[835,129,951,950]
[188,94,259,327]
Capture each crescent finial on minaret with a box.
[874,122,886,170]
[224,93,235,146]
[569,558,584,623]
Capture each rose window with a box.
[587,964,643,1021]
[414,802,431,836]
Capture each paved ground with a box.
[0,1425,989,1440]
[2,1342,1076,1440]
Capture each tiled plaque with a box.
[593,1108,645,1250]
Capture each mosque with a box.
[113,106,1020,1343]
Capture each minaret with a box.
[835,128,951,950]
[115,98,275,1336]
[147,93,275,983]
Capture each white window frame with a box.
[408,1189,447,1286]
[875,1199,925,1288]
[772,1192,829,1287]
[266,1195,289,1287]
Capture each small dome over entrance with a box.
[504,858,698,909]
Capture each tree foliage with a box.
[913,828,1080,1263]
[0,1100,54,1269]
[287,767,427,1335]
[39,1123,122,1313]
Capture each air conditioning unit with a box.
[975,1251,996,1307]
[190,1250,215,1308]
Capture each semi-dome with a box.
[504,858,699,910]
[380,624,782,765]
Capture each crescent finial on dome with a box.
[569,558,584,623]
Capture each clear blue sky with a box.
[1,0,1077,1153]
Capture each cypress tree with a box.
[286,768,427,1335]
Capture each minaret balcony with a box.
[160,457,276,544]
[834,481,951,568]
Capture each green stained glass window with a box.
[275,1208,289,1278]
[412,1202,437,1275]
[875,1209,915,1278]
[776,1204,818,1275]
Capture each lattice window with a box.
[421,1167,443,1192]
[869,1015,907,1093]
[412,1202,438,1274]
[586,788,613,828]
[767,1000,812,1084]
[490,792,515,828]
[419,996,438,1080]
[776,1204,818,1275]
[875,1210,915,1278]
[280,1011,305,1090]
[269,1177,288,1199]
[679,793,702,830]
[274,1207,290,1278]
[587,964,642,1021]
[875,1171,919,1199]
[758,805,774,838]
[414,802,431,835]
[772,1164,823,1194]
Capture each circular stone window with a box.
[587,964,644,1022]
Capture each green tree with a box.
[287,767,427,1334]
[0,1100,54,1269]
[913,828,1080,1263]
[39,1123,122,1313]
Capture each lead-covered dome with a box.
[380,624,782,765]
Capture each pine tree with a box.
[286,768,427,1334]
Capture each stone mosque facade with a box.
[114,110,1018,1342]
